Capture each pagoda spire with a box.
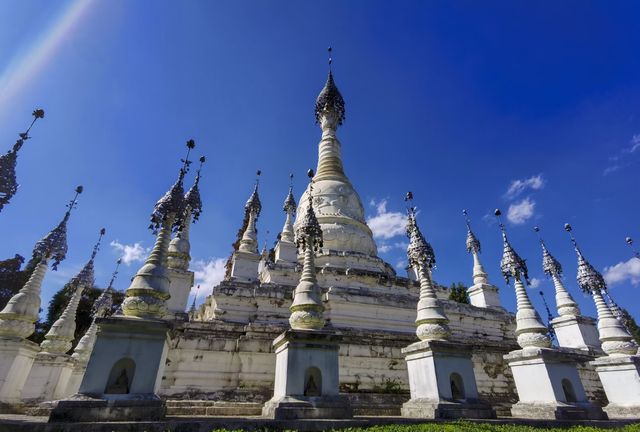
[495,209,550,349]
[406,192,450,341]
[122,140,192,318]
[73,258,120,362]
[289,170,325,330]
[564,224,637,356]
[463,210,489,286]
[281,174,296,244]
[41,228,106,354]
[238,170,262,254]
[534,226,580,317]
[0,108,45,213]
[314,47,347,182]
[0,185,82,338]
[188,284,200,320]
[169,156,205,271]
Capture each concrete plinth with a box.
[0,337,39,404]
[231,251,261,282]
[262,329,352,419]
[467,283,502,310]
[591,354,640,419]
[21,353,74,403]
[504,347,604,420]
[401,340,494,419]
[166,268,194,314]
[552,315,601,353]
[49,316,170,422]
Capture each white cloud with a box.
[604,258,640,287]
[110,240,149,265]
[366,199,407,240]
[604,134,640,175]
[378,241,409,254]
[529,277,542,289]
[603,165,620,176]
[395,260,407,270]
[507,198,536,225]
[191,258,227,298]
[505,174,545,199]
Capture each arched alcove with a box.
[104,358,136,394]
[304,367,322,397]
[450,372,465,400]
[561,378,577,403]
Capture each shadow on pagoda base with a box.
[401,339,495,419]
[504,347,605,420]
[261,329,353,420]
[510,402,605,420]
[47,394,165,422]
[401,399,495,419]
[48,316,170,422]
[262,395,352,420]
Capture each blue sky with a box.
[0,1,639,324]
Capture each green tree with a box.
[28,284,124,350]
[0,254,37,310]
[448,282,469,304]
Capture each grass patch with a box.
[211,421,640,432]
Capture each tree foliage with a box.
[0,254,38,310]
[28,284,124,350]
[621,308,640,345]
[448,282,470,304]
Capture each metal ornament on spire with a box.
[295,170,323,252]
[565,224,638,355]
[70,227,106,288]
[149,140,194,234]
[0,108,45,212]
[534,227,563,278]
[314,47,346,126]
[93,258,121,318]
[463,209,481,254]
[405,192,436,270]
[627,237,640,260]
[32,185,83,270]
[564,224,607,294]
[245,170,262,217]
[184,156,205,223]
[283,173,297,214]
[495,209,529,285]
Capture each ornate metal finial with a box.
[315,49,346,126]
[149,141,194,234]
[463,209,481,254]
[405,192,436,270]
[283,173,296,214]
[0,108,45,212]
[538,290,557,341]
[534,226,563,277]
[245,170,262,216]
[564,223,607,294]
[495,209,529,284]
[71,227,106,288]
[92,258,120,318]
[106,258,122,291]
[190,284,200,313]
[295,169,323,252]
[627,236,640,260]
[32,185,83,270]
[184,155,205,223]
